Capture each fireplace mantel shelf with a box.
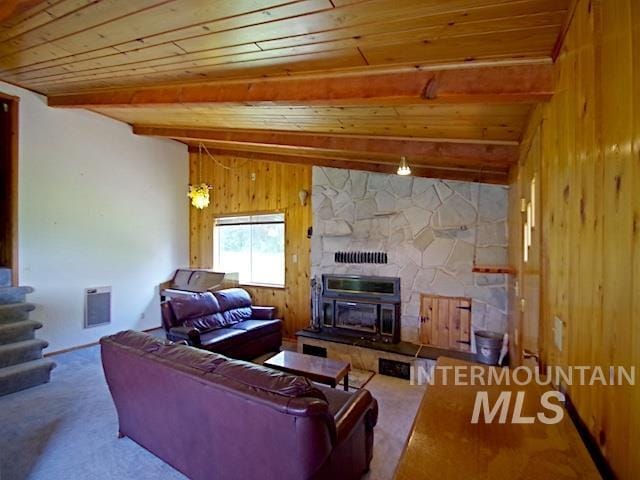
[296,329,475,363]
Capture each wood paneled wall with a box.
[189,153,312,339]
[508,113,543,368]
[509,0,640,477]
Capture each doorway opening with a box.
[0,93,18,285]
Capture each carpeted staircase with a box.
[0,267,55,397]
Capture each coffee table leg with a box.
[343,373,349,391]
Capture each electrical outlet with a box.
[553,316,563,351]
[292,254,298,264]
[250,172,256,181]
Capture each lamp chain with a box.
[199,142,248,171]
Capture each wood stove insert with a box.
[319,274,401,343]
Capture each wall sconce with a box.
[397,156,411,176]
[298,189,309,206]
[188,183,213,209]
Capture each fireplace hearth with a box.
[319,274,401,343]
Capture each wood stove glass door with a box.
[335,301,377,332]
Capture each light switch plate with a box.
[554,316,563,351]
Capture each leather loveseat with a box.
[160,287,281,360]
[101,331,378,480]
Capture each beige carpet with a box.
[363,375,426,480]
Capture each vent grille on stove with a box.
[334,251,388,264]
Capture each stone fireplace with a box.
[311,167,509,345]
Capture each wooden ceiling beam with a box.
[47,63,553,108]
[0,0,43,23]
[183,140,503,171]
[186,145,509,185]
[133,125,519,166]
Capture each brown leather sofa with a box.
[101,331,378,480]
[160,287,282,360]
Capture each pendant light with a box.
[188,144,213,209]
[397,156,411,176]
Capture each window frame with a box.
[212,210,286,288]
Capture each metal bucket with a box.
[474,330,503,365]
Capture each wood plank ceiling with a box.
[0,0,572,183]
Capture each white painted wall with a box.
[0,81,189,353]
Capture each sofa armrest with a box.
[251,306,276,320]
[168,326,201,346]
[334,389,378,444]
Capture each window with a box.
[213,213,285,286]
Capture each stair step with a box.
[0,320,42,345]
[0,268,10,287]
[0,358,56,397]
[0,303,36,324]
[0,339,49,368]
[0,286,34,305]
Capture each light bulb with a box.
[397,156,411,176]
[188,183,212,209]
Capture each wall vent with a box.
[84,286,111,328]
[378,358,411,379]
[302,344,327,358]
[334,251,388,264]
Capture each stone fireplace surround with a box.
[311,167,509,347]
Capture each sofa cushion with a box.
[103,330,228,373]
[213,288,253,324]
[222,307,252,325]
[199,328,247,352]
[183,313,228,332]
[213,288,252,310]
[107,331,318,401]
[230,319,282,342]
[171,292,220,320]
[170,292,231,331]
[215,359,327,401]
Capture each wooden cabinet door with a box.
[419,295,471,352]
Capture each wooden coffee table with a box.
[264,351,351,391]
